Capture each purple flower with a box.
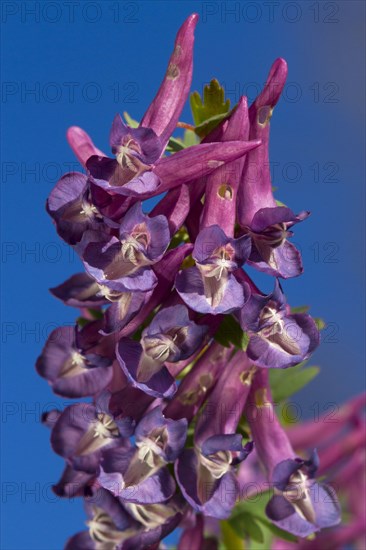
[86,114,164,193]
[36,322,114,398]
[50,402,133,474]
[47,172,108,245]
[65,488,135,549]
[175,436,252,519]
[266,454,341,538]
[84,14,260,201]
[88,134,262,201]
[175,225,251,314]
[140,14,198,147]
[237,58,288,226]
[50,272,108,308]
[243,206,309,279]
[82,202,170,292]
[175,352,254,518]
[238,280,319,369]
[118,243,193,338]
[236,59,307,278]
[117,305,207,398]
[245,369,341,537]
[98,406,186,504]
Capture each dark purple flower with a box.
[65,488,184,550]
[117,305,207,398]
[47,172,108,245]
[266,454,341,538]
[245,369,341,537]
[52,464,95,499]
[118,243,193,338]
[175,352,254,518]
[175,225,251,314]
[82,202,170,292]
[98,407,186,504]
[175,436,252,519]
[36,323,113,398]
[236,59,307,278]
[50,272,108,308]
[64,487,135,549]
[243,206,309,279]
[86,114,163,192]
[238,58,288,226]
[238,280,319,369]
[50,402,133,474]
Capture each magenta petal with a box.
[152,140,261,196]
[67,126,105,167]
[141,14,198,145]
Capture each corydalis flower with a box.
[175,352,254,518]
[238,280,319,369]
[79,14,260,201]
[245,369,341,537]
[98,407,187,504]
[175,225,251,314]
[51,402,133,474]
[65,487,184,550]
[237,58,308,278]
[50,271,150,335]
[47,172,107,245]
[266,453,341,538]
[82,202,170,292]
[243,206,309,279]
[117,305,206,398]
[36,322,113,398]
[175,436,252,519]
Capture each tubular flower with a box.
[176,225,251,314]
[175,352,254,518]
[237,59,308,278]
[245,369,341,537]
[36,322,114,398]
[98,407,187,504]
[82,202,170,292]
[238,280,319,369]
[117,305,207,398]
[37,13,348,550]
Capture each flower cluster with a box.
[37,13,352,550]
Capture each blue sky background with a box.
[1,1,365,548]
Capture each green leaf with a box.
[123,111,139,128]
[190,79,230,131]
[291,305,310,314]
[194,112,230,138]
[214,315,249,350]
[232,492,298,544]
[183,129,198,147]
[166,136,185,153]
[314,317,326,330]
[221,521,245,550]
[256,518,298,543]
[166,130,198,153]
[269,363,320,403]
[229,513,264,543]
